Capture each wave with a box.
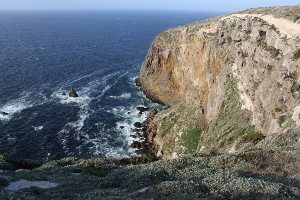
[0,92,33,122]
[55,71,127,155]
[109,92,131,99]
[32,126,44,131]
[105,105,149,157]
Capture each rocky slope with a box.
[139,6,300,159]
[0,149,300,199]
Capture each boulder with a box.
[133,122,142,128]
[135,78,141,87]
[136,106,149,114]
[0,111,9,116]
[69,87,79,97]
[130,141,142,149]
[132,128,141,132]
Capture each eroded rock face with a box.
[139,6,300,158]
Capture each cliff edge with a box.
[139,6,300,159]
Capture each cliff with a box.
[1,6,300,200]
[139,6,300,159]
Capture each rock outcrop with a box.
[0,111,9,116]
[139,6,300,159]
[68,87,78,97]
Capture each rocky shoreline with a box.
[123,78,161,164]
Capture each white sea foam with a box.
[109,93,131,99]
[105,105,149,157]
[0,93,32,122]
[55,72,125,155]
[32,126,44,131]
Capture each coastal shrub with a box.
[0,178,9,188]
[84,166,111,177]
[242,131,265,144]
[291,82,300,99]
[7,159,42,170]
[293,49,300,60]
[278,115,287,127]
[160,115,177,138]
[257,30,267,46]
[270,24,277,31]
[264,46,282,58]
[275,107,283,112]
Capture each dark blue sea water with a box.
[0,11,218,161]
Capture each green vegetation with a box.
[84,166,111,177]
[242,131,266,144]
[278,115,287,127]
[264,46,282,58]
[0,178,9,188]
[270,24,277,31]
[275,107,283,112]
[293,15,300,22]
[257,30,267,47]
[293,49,300,60]
[201,78,259,154]
[290,83,300,100]
[7,159,42,170]
[182,127,201,153]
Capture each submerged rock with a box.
[68,87,78,97]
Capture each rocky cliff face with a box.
[139,6,300,159]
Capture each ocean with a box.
[0,11,218,161]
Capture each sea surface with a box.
[0,11,219,161]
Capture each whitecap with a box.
[104,105,149,157]
[32,126,43,131]
[109,93,131,99]
[0,94,32,122]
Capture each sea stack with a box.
[69,87,79,97]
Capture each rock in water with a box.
[135,78,141,87]
[69,87,78,97]
[136,106,149,114]
[0,111,9,116]
[133,122,142,128]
